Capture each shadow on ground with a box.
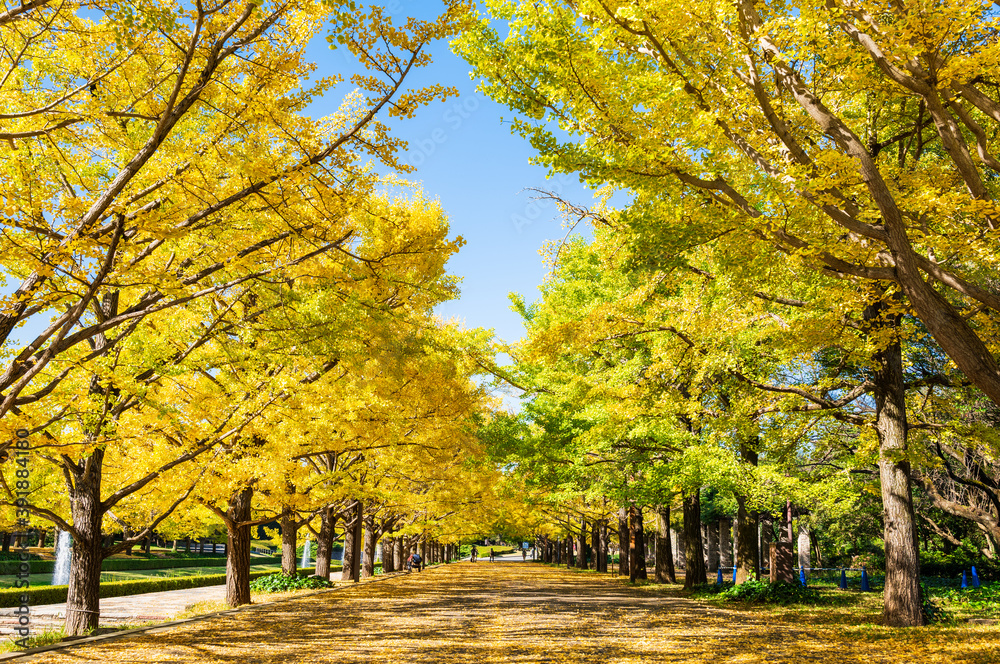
[21,563,1000,663]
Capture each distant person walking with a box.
[470,545,479,563]
[489,547,495,562]
[521,547,527,561]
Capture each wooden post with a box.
[770,542,794,583]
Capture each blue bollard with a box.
[861,567,870,592]
[717,568,723,586]
[962,570,968,589]
[799,567,807,587]
[839,568,848,590]
[732,566,737,583]
[972,566,981,588]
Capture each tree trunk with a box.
[707,521,720,572]
[281,509,298,576]
[628,504,647,581]
[341,500,362,581]
[361,515,376,578]
[185,536,191,553]
[394,536,404,571]
[682,489,706,589]
[869,300,924,627]
[783,500,794,542]
[578,519,588,570]
[719,518,733,570]
[597,522,608,572]
[351,501,363,579]
[382,538,395,573]
[655,505,676,583]
[225,487,253,607]
[617,507,629,576]
[760,516,772,575]
[314,507,337,579]
[64,449,106,636]
[735,444,760,584]
[590,521,601,572]
[808,529,824,568]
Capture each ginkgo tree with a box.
[455,0,1000,626]
[489,211,945,621]
[457,0,1000,406]
[0,0,468,418]
[0,0,476,635]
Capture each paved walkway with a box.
[9,563,1000,663]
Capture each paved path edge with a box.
[0,563,453,661]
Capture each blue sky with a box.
[302,1,598,348]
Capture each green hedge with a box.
[0,566,321,608]
[0,555,282,576]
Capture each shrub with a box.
[0,552,42,562]
[0,560,54,575]
[921,584,953,624]
[250,572,332,593]
[100,556,281,572]
[931,580,1000,618]
[713,580,822,605]
[919,551,998,581]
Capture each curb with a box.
[0,563,455,661]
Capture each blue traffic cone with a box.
[799,567,807,587]
[716,568,723,585]
[962,570,968,589]
[972,566,981,588]
[732,566,737,583]
[839,568,848,590]
[861,567,870,592]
